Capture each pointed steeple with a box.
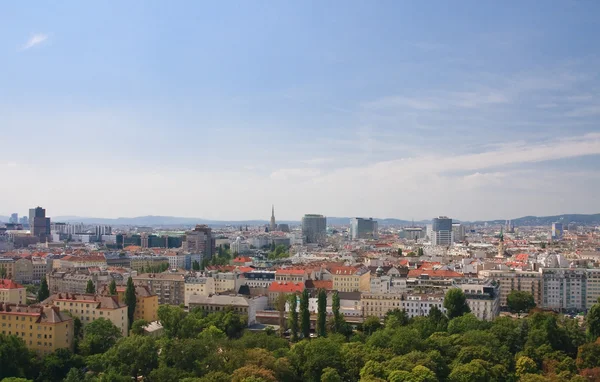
[270,205,277,231]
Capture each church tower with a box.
[270,205,277,232]
[497,226,505,258]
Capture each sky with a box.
[1,1,600,221]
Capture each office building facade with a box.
[350,218,379,240]
[431,216,453,246]
[301,214,327,244]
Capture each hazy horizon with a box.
[2,1,600,221]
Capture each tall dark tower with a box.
[270,205,277,232]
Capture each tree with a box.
[124,276,137,329]
[131,319,149,335]
[101,335,159,381]
[317,289,327,337]
[443,288,471,319]
[397,248,402,257]
[507,290,536,316]
[385,309,410,328]
[288,293,299,342]
[321,366,342,382]
[516,356,538,377]
[0,334,36,380]
[109,279,117,295]
[362,316,381,335]
[79,318,122,356]
[417,247,424,257]
[576,342,600,370]
[157,305,187,338]
[38,277,50,302]
[300,289,310,339]
[0,267,6,279]
[62,367,85,382]
[37,348,84,382]
[85,279,96,294]
[276,293,287,337]
[587,303,600,339]
[192,260,201,271]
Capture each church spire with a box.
[270,205,277,231]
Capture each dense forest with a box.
[3,293,600,382]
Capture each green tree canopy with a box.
[85,279,96,294]
[38,277,50,302]
[79,318,122,356]
[109,279,117,295]
[443,288,471,319]
[507,290,536,316]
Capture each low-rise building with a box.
[184,277,216,307]
[213,272,242,294]
[42,293,128,336]
[0,279,26,304]
[188,294,268,325]
[133,272,186,305]
[130,255,169,272]
[275,269,309,283]
[0,303,73,355]
[32,258,49,283]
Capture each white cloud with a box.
[21,34,48,50]
[270,168,321,181]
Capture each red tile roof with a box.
[233,256,253,263]
[268,282,304,293]
[309,280,333,290]
[0,279,24,289]
[329,266,359,275]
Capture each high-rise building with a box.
[350,218,378,240]
[9,213,18,224]
[452,223,465,243]
[29,206,51,240]
[269,205,277,232]
[183,225,215,258]
[19,216,28,226]
[431,216,453,246]
[301,214,327,244]
[552,222,563,240]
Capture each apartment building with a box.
[330,266,371,292]
[14,258,33,284]
[267,282,304,308]
[32,258,49,283]
[116,285,158,322]
[586,269,600,309]
[542,268,586,311]
[43,293,128,336]
[133,272,185,305]
[129,256,169,272]
[188,294,268,325]
[166,253,186,270]
[275,269,309,283]
[184,276,216,307]
[401,294,445,318]
[0,279,26,304]
[0,258,15,280]
[361,293,405,319]
[213,272,242,294]
[457,282,500,321]
[0,303,73,355]
[479,269,543,307]
[55,255,107,269]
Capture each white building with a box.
[542,268,586,311]
[166,253,186,270]
[184,276,216,307]
[188,294,268,325]
[457,282,500,321]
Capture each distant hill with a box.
[474,213,600,227]
[4,213,597,228]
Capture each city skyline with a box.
[2,1,600,220]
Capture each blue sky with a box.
[1,1,599,221]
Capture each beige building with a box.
[184,277,216,307]
[116,285,159,322]
[213,272,242,294]
[479,269,542,307]
[32,258,49,283]
[275,269,309,283]
[133,272,185,305]
[43,293,128,336]
[0,258,16,280]
[330,266,371,292]
[14,258,34,284]
[0,303,74,355]
[0,279,26,304]
[361,293,405,319]
[54,255,107,269]
[188,294,268,325]
[129,256,169,272]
